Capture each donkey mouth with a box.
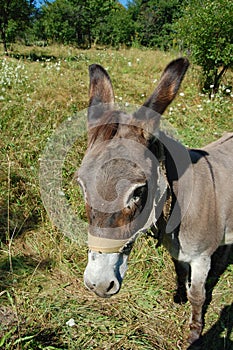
[84,279,121,298]
[93,291,114,299]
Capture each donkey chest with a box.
[221,227,233,246]
[161,230,181,260]
[162,231,210,263]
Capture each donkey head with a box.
[77,58,189,298]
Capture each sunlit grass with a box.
[0,44,232,349]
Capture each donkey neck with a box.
[146,133,172,243]
[148,131,190,247]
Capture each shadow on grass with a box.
[9,51,58,62]
[0,203,40,244]
[0,255,64,349]
[0,325,67,350]
[8,50,89,62]
[0,255,53,291]
[0,171,42,243]
[188,304,233,350]
[28,328,68,349]
[187,245,233,350]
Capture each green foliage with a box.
[0,0,36,52]
[40,0,78,45]
[31,0,184,49]
[39,0,121,47]
[128,0,184,49]
[174,0,233,93]
[98,4,135,47]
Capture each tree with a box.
[98,3,135,47]
[174,0,233,93]
[40,0,77,44]
[39,0,119,47]
[127,0,183,49]
[0,0,35,53]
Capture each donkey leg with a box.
[187,256,211,344]
[172,258,189,303]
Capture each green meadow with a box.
[0,45,232,349]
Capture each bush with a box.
[174,0,233,94]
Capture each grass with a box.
[0,43,233,350]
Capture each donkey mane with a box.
[88,110,149,149]
[88,112,118,146]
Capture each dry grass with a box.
[0,44,232,349]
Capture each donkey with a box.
[77,58,233,344]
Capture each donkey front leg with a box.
[172,258,189,303]
[187,256,211,344]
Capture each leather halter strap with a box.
[88,233,129,253]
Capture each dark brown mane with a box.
[88,111,120,147]
[88,110,151,149]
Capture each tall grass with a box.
[0,44,232,349]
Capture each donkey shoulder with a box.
[189,132,233,171]
[202,132,233,171]
[203,132,233,152]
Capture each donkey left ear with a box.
[142,57,189,115]
[88,64,114,123]
[134,58,189,136]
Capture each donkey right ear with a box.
[134,58,189,138]
[88,64,114,123]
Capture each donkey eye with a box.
[127,185,146,207]
[133,185,145,201]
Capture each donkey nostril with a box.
[106,281,115,293]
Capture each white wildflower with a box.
[66,318,76,327]
[58,190,65,196]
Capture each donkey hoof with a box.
[173,286,188,304]
[188,323,202,344]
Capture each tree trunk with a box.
[1,27,8,54]
[204,65,228,97]
[214,66,228,93]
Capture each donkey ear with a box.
[134,57,189,137]
[143,57,189,115]
[88,64,114,123]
